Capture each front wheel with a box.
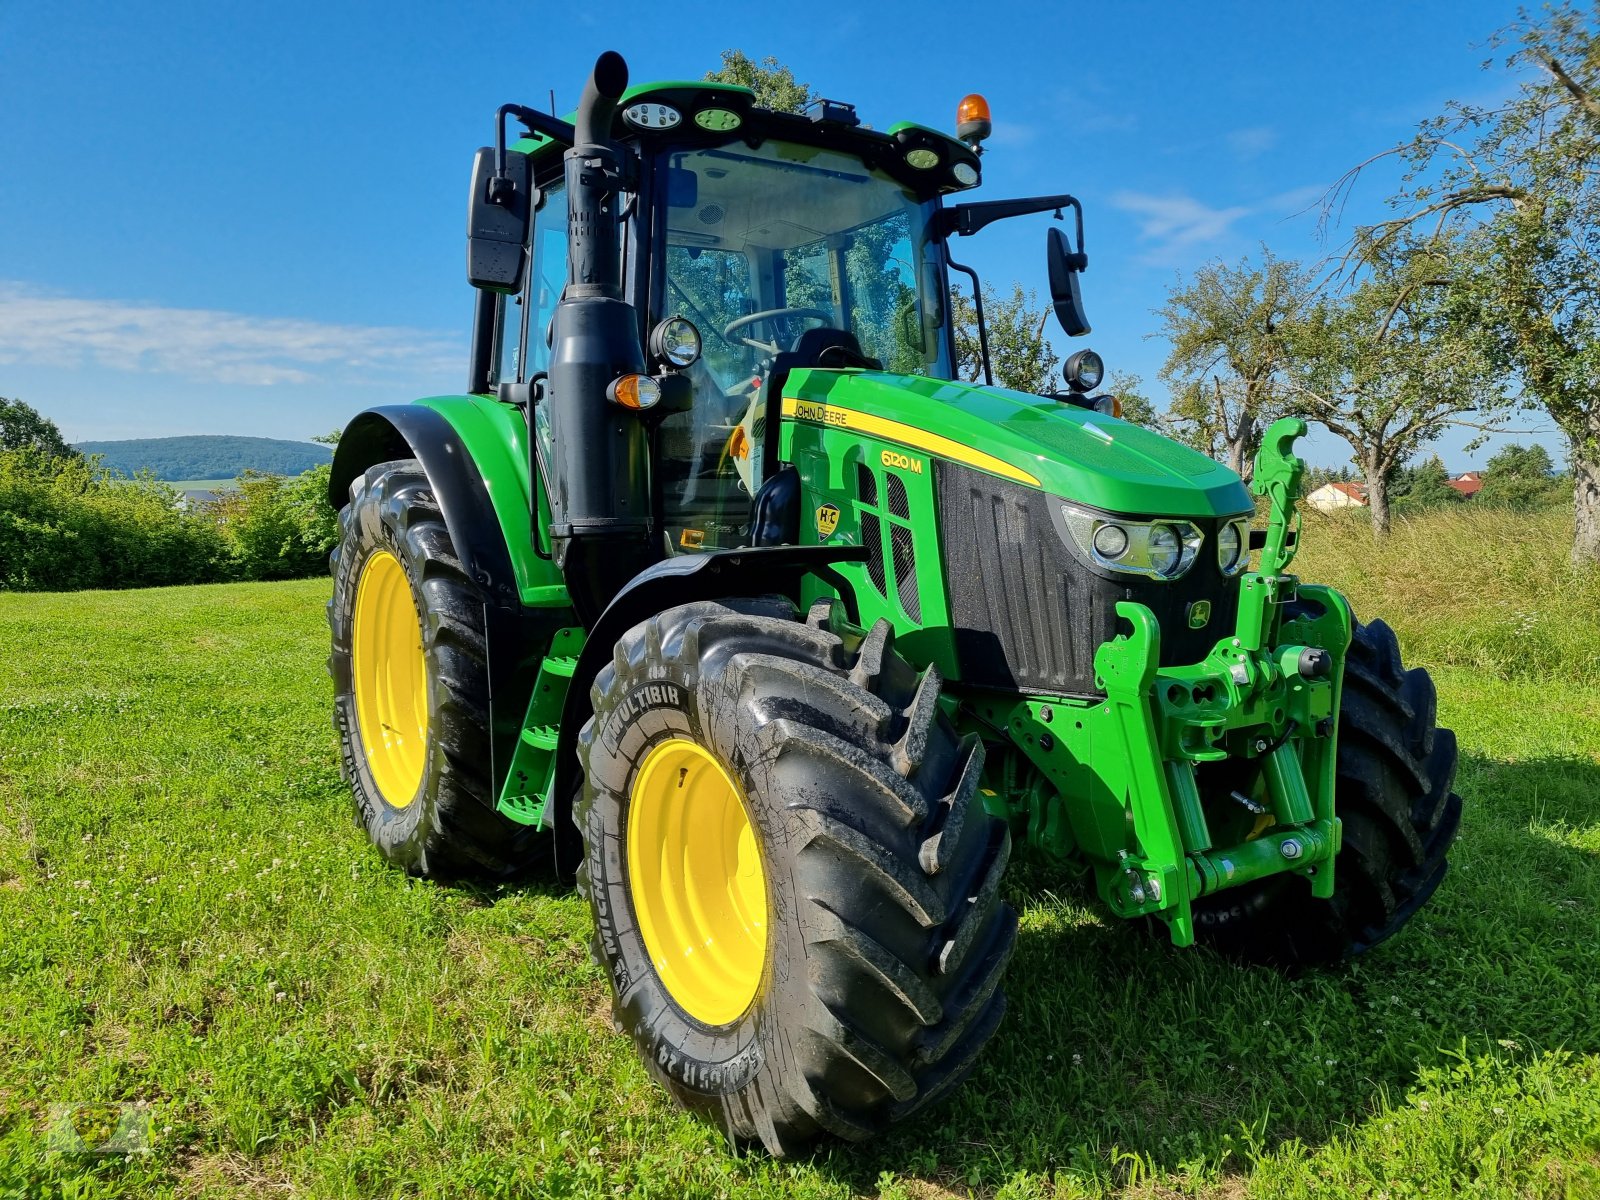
[1192,617,1463,964]
[577,597,1016,1155]
[327,458,546,878]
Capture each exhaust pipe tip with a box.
[575,51,629,145]
[591,50,628,102]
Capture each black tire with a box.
[1192,617,1463,965]
[328,458,546,879]
[577,596,1016,1156]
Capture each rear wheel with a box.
[578,597,1016,1155]
[328,458,546,878]
[1192,617,1462,965]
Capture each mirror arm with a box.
[934,193,1085,245]
[495,104,576,178]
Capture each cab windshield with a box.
[652,140,949,549]
[658,140,949,384]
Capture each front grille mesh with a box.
[935,462,1240,695]
[861,511,887,597]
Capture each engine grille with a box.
[936,462,1242,696]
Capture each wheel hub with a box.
[626,738,768,1026]
[351,549,429,808]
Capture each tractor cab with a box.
[531,132,954,552]
[466,68,1091,610]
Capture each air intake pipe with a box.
[544,51,655,619]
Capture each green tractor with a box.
[327,52,1461,1154]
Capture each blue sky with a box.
[0,0,1551,468]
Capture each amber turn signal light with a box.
[608,374,662,409]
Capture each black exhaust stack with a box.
[544,51,655,620]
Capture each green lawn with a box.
[1,578,1597,1199]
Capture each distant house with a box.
[1446,470,1483,498]
[175,488,222,512]
[1307,481,1368,511]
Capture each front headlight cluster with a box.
[1058,503,1253,581]
[1215,517,1251,576]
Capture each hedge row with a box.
[0,450,338,592]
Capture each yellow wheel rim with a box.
[626,738,768,1026]
[351,550,429,808]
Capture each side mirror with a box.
[1047,226,1091,338]
[467,146,533,293]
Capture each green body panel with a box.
[776,367,1252,685]
[775,395,1349,944]
[497,627,585,826]
[412,394,570,608]
[782,368,1255,518]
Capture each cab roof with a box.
[509,79,983,198]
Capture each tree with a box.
[1334,4,1600,561]
[1480,441,1567,509]
[1285,237,1504,535]
[706,51,811,114]
[1106,370,1159,426]
[950,283,1060,394]
[1391,453,1466,513]
[0,397,78,462]
[1154,251,1312,482]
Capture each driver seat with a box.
[760,328,879,438]
[778,326,881,378]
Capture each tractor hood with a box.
[783,369,1254,519]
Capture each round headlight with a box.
[905,147,940,170]
[1093,522,1130,560]
[1217,521,1244,574]
[1148,523,1181,576]
[952,161,979,186]
[1064,348,1104,393]
[649,316,702,369]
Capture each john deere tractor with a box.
[327,52,1461,1154]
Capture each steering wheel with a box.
[722,307,833,355]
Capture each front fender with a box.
[330,398,567,607]
[330,402,573,826]
[547,544,868,875]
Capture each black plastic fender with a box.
[329,406,522,605]
[329,406,568,823]
[548,544,868,875]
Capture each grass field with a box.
[1,508,1598,1198]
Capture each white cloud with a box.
[1110,183,1330,267]
[1111,191,1254,256]
[1227,125,1278,160]
[0,283,458,387]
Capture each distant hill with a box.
[74,435,333,481]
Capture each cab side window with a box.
[500,179,569,385]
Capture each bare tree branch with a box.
[1540,53,1600,126]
